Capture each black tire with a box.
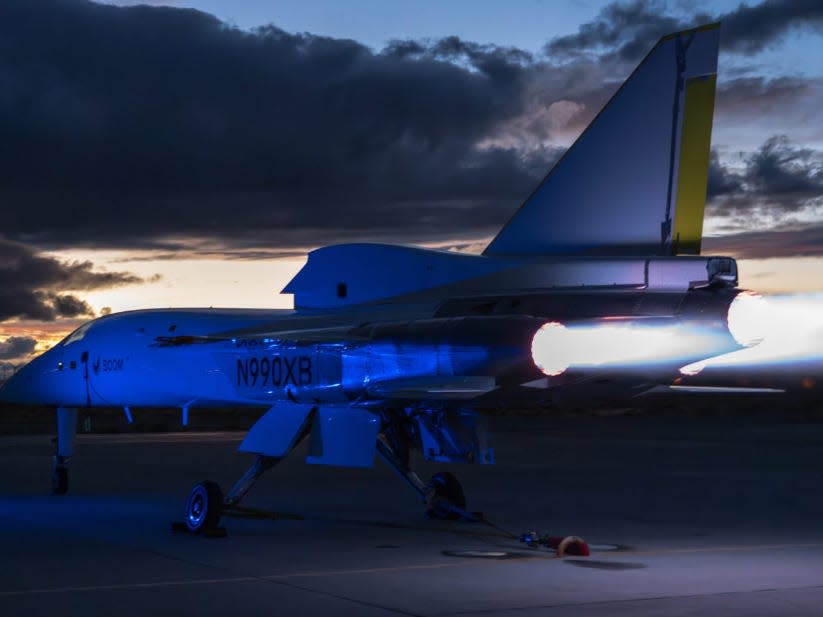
[427,471,466,520]
[185,481,224,533]
[52,466,68,495]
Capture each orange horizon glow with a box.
[5,251,823,368]
[0,320,84,368]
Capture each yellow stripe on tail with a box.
[672,74,716,255]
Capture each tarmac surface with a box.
[3,414,823,616]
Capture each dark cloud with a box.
[721,0,823,53]
[708,136,823,219]
[747,136,823,199]
[0,336,37,361]
[384,36,533,81]
[703,225,823,259]
[715,77,822,119]
[545,1,685,61]
[546,0,823,61]
[106,1,180,5]
[0,0,548,251]
[705,137,823,258]
[0,238,147,322]
[0,0,820,259]
[707,150,744,198]
[51,293,94,318]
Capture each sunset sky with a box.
[1,0,822,372]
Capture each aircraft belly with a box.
[306,407,380,467]
[235,401,382,468]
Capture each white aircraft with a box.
[0,23,772,534]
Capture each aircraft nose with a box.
[0,363,34,404]
[0,352,55,405]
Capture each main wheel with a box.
[426,471,466,520]
[185,481,224,533]
[52,466,68,495]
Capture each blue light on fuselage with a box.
[0,309,296,407]
[0,311,539,409]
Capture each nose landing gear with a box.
[51,457,69,495]
[51,407,77,495]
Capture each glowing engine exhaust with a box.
[726,291,770,348]
[531,289,775,378]
[680,293,823,377]
[531,320,699,377]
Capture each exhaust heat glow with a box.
[532,321,690,376]
[531,322,569,376]
[680,293,823,375]
[726,291,770,348]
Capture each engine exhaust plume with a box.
[681,293,823,376]
[532,320,710,377]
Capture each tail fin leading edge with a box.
[484,24,720,257]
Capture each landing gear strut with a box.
[51,458,69,495]
[175,418,476,536]
[376,435,474,521]
[52,407,77,495]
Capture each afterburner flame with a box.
[531,322,569,376]
[531,320,686,376]
[727,291,770,348]
[681,293,823,375]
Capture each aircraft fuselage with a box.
[2,308,545,409]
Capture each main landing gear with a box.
[174,455,284,536]
[172,431,590,559]
[376,435,473,521]
[175,433,474,536]
[427,471,467,520]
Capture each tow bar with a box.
[437,501,590,558]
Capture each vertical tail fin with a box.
[484,24,719,257]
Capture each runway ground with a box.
[2,414,823,616]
